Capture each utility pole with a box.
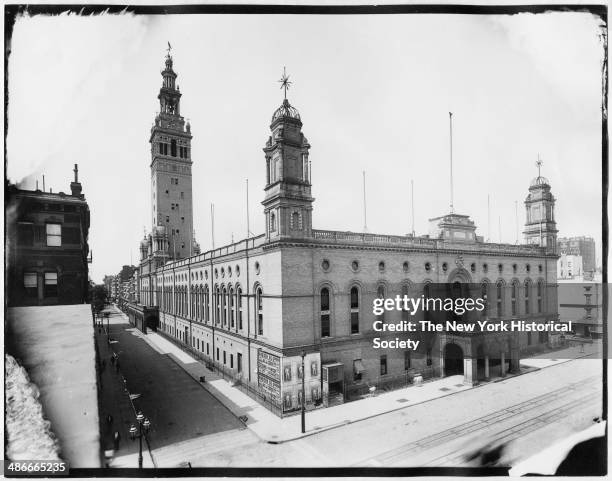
[301,351,306,433]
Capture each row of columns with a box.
[462,350,520,386]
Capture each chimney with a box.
[70,163,83,198]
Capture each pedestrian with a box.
[113,431,121,451]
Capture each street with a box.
[100,307,603,468]
[100,308,250,466]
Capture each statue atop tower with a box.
[262,68,313,241]
[523,157,558,253]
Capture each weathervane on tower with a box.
[536,154,543,177]
[278,66,292,100]
[166,41,172,57]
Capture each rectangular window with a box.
[46,223,62,246]
[404,351,411,370]
[207,343,210,355]
[321,314,330,338]
[24,272,37,298]
[180,192,184,199]
[44,272,58,297]
[350,312,359,334]
[426,348,432,366]
[223,350,226,365]
[353,359,363,382]
[237,353,242,373]
[17,223,34,246]
[230,354,234,369]
[216,347,219,361]
[380,355,387,376]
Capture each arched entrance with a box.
[444,343,464,376]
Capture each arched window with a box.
[222,287,228,326]
[321,287,331,337]
[524,281,531,314]
[215,286,221,324]
[511,281,518,316]
[204,285,210,323]
[401,284,409,322]
[237,286,243,330]
[481,282,488,318]
[496,281,503,318]
[537,281,543,313]
[350,286,359,334]
[377,285,385,323]
[256,287,263,335]
[229,286,235,328]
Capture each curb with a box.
[123,315,599,445]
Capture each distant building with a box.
[558,279,602,338]
[558,254,583,279]
[6,165,90,306]
[557,236,596,274]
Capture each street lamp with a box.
[301,350,306,434]
[129,411,151,469]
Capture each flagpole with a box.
[449,112,454,214]
[363,171,368,233]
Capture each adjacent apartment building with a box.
[6,165,90,306]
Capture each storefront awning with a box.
[354,359,366,374]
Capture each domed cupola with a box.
[271,98,301,124]
[530,175,550,188]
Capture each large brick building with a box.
[6,165,90,306]
[129,53,560,414]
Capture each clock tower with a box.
[149,50,197,259]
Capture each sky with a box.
[6,10,605,283]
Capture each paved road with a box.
[104,309,246,459]
[101,308,603,469]
[185,358,603,468]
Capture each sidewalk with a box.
[128,326,475,443]
[112,306,599,444]
[520,341,601,369]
